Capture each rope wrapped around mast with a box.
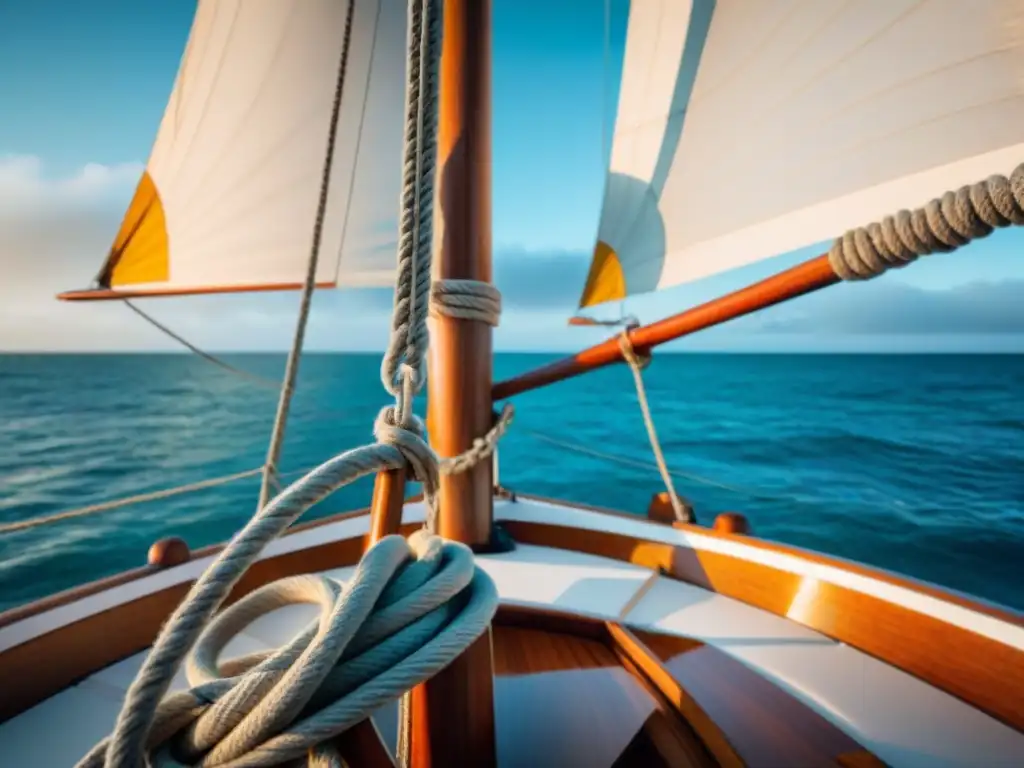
[76,1,510,766]
[829,163,1024,280]
[430,279,502,325]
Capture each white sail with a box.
[578,0,1024,309]
[60,0,405,300]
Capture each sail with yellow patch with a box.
[576,0,1024,311]
[60,0,407,301]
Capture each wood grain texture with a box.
[333,718,396,768]
[617,624,883,767]
[491,624,714,767]
[837,751,890,768]
[410,632,497,768]
[4,493,1023,755]
[489,606,890,766]
[502,516,1024,734]
[608,624,745,768]
[425,0,496,549]
[368,469,407,546]
[0,586,945,768]
[412,0,499,763]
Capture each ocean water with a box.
[0,352,1022,613]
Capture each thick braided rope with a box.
[81,416,428,767]
[617,332,694,524]
[430,279,502,325]
[829,163,1024,280]
[381,0,442,401]
[76,0,513,763]
[77,531,498,768]
[74,2,498,766]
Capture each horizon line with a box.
[3,349,1022,356]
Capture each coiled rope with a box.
[829,163,1024,280]
[78,1,510,765]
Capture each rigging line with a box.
[602,0,610,167]
[258,0,358,511]
[0,464,323,536]
[618,332,693,522]
[332,0,384,287]
[517,426,782,502]
[122,300,281,390]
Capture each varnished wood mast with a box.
[367,1,499,765]
[492,254,839,400]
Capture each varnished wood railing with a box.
[491,254,839,401]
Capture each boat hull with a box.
[0,494,1021,766]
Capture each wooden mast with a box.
[426,0,497,549]
[411,0,498,765]
[493,252,840,400]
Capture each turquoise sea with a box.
[0,352,1022,613]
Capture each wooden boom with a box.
[492,253,840,401]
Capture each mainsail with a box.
[577,0,1024,309]
[59,0,406,300]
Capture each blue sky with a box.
[0,0,1022,353]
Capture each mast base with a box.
[468,521,516,555]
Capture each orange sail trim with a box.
[97,171,170,288]
[57,281,337,302]
[577,241,626,309]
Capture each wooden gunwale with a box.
[500,518,1024,732]
[0,495,1020,737]
[510,493,1022,629]
[0,502,395,631]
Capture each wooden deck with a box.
[0,496,1021,766]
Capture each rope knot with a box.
[430,279,502,326]
[374,406,439,491]
[618,330,652,370]
[616,328,694,524]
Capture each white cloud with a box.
[9,156,1017,354]
[0,154,142,216]
[0,156,415,351]
[0,155,205,351]
[0,156,586,352]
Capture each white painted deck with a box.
[1,497,1021,766]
